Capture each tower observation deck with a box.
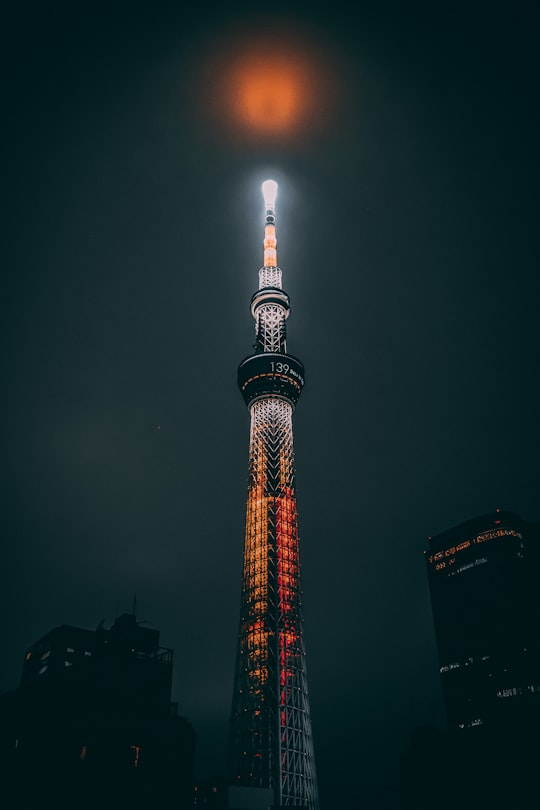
[228,181,319,810]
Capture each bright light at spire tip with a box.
[262,179,278,207]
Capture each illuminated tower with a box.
[228,181,319,810]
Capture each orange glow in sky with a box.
[197,27,339,142]
[229,51,313,135]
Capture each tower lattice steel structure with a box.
[228,181,319,810]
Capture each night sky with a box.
[2,2,539,807]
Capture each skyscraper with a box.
[421,509,540,809]
[425,508,540,734]
[228,181,318,810]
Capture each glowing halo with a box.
[194,24,342,143]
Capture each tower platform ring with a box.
[250,287,291,319]
[238,352,305,408]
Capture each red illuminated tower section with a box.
[228,181,319,810]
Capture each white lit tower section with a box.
[228,181,319,810]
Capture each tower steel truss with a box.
[228,182,319,809]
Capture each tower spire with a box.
[262,179,278,269]
[251,180,291,355]
[258,179,285,293]
[228,180,319,810]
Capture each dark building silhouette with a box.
[401,509,540,809]
[425,509,540,735]
[0,613,195,810]
[194,774,229,809]
[399,722,451,810]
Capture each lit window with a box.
[440,661,460,673]
[84,651,92,656]
[38,665,47,675]
[66,647,75,653]
[64,661,73,667]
